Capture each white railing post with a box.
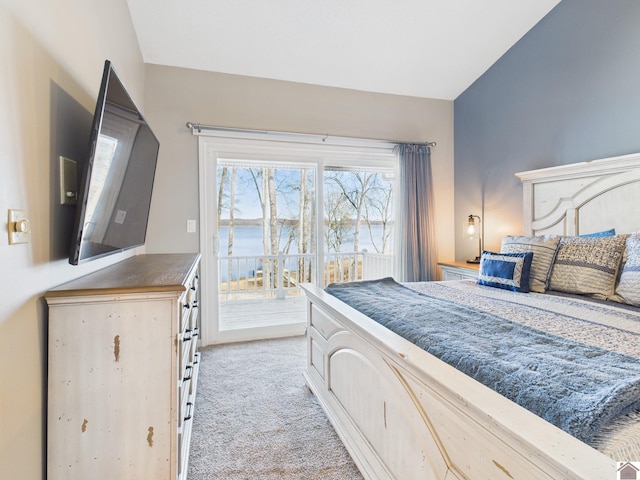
[276,251,285,299]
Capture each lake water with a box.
[217,225,390,280]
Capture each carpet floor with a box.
[187,335,364,480]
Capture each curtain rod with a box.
[185,122,436,148]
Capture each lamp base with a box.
[466,257,481,264]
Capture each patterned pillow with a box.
[612,235,640,306]
[501,235,561,293]
[548,235,626,299]
[477,251,533,293]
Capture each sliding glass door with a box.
[215,160,316,338]
[197,134,396,345]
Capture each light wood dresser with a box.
[45,253,201,480]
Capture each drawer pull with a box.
[184,402,193,421]
[183,365,193,381]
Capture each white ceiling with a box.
[126,0,560,101]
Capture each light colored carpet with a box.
[188,335,364,480]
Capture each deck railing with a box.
[360,252,394,280]
[218,251,393,298]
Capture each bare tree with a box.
[303,170,316,282]
[310,179,316,270]
[324,190,352,283]
[226,167,237,280]
[326,171,374,252]
[227,167,237,255]
[363,175,393,253]
[246,168,268,252]
[298,169,308,254]
[267,168,278,255]
[298,169,309,281]
[217,166,228,224]
[244,167,270,289]
[217,166,228,286]
[267,168,280,290]
[324,190,352,253]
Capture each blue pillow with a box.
[580,228,616,238]
[477,251,533,293]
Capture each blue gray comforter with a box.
[325,277,640,444]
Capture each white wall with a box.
[143,65,456,264]
[0,2,145,478]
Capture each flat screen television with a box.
[69,60,160,265]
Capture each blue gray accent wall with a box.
[454,0,640,260]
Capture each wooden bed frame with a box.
[301,152,640,480]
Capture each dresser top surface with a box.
[438,260,480,271]
[46,253,200,298]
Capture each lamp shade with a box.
[466,216,479,239]
[464,214,483,263]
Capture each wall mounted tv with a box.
[69,60,159,265]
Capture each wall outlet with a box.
[187,219,197,233]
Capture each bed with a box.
[301,152,640,480]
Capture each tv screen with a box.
[69,60,160,265]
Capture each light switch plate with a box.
[8,209,30,245]
[59,156,78,205]
[187,219,197,233]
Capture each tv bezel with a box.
[68,60,159,265]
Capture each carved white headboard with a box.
[516,153,640,236]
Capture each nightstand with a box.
[438,261,480,281]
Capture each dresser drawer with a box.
[178,403,194,478]
[178,373,192,428]
[189,303,199,332]
[186,275,199,305]
[439,262,479,281]
[181,304,191,334]
[189,353,200,396]
[189,327,198,362]
[180,334,192,375]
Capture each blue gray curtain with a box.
[394,144,438,282]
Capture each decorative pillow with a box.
[580,228,616,238]
[612,235,640,306]
[548,235,626,299]
[477,251,533,293]
[501,235,561,293]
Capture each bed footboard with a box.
[301,284,615,480]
